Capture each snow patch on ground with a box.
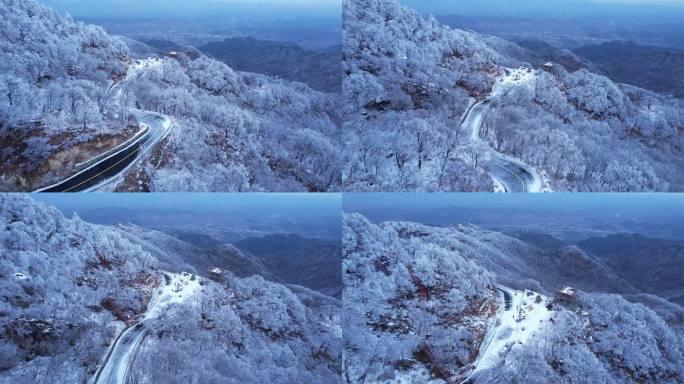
[492,67,537,97]
[128,58,163,78]
[492,177,507,193]
[537,170,555,193]
[146,272,201,319]
[469,286,551,377]
[392,366,444,384]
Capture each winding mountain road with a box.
[93,320,149,384]
[35,59,173,193]
[93,273,199,384]
[461,98,542,193]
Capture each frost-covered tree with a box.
[0,194,157,383]
[343,214,496,382]
[0,0,130,190]
[1,0,341,192]
[342,0,684,192]
[0,195,341,383]
[343,213,684,383]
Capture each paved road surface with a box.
[461,100,542,192]
[35,59,172,192]
[93,273,199,384]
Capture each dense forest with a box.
[342,0,684,192]
[0,195,341,383]
[343,213,684,383]
[0,0,341,192]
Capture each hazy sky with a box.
[39,0,341,19]
[400,0,684,19]
[344,193,684,240]
[31,193,342,240]
[33,193,341,218]
[344,193,684,213]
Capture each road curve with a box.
[35,59,173,193]
[93,321,149,384]
[461,99,542,193]
[93,273,199,384]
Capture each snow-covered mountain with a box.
[0,0,131,190]
[342,0,684,192]
[343,213,684,383]
[114,224,279,281]
[235,234,342,298]
[572,41,684,99]
[577,234,684,306]
[0,195,341,383]
[199,37,341,93]
[0,0,341,192]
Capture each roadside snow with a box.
[128,58,163,78]
[492,177,507,193]
[492,67,537,97]
[537,170,554,193]
[469,286,551,377]
[146,272,201,319]
[93,272,200,384]
[392,367,444,384]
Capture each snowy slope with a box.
[342,0,684,192]
[94,273,200,384]
[465,287,551,381]
[0,0,132,191]
[0,195,341,383]
[0,194,158,383]
[343,213,684,384]
[1,0,342,192]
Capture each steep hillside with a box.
[115,53,341,192]
[343,213,497,382]
[0,196,341,383]
[199,37,341,93]
[128,273,341,384]
[476,291,684,384]
[343,0,505,191]
[342,0,684,192]
[235,234,342,298]
[343,214,684,383]
[1,0,342,192]
[0,194,157,382]
[0,0,135,190]
[578,234,684,306]
[115,225,278,281]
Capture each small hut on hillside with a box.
[555,286,577,304]
[208,267,226,283]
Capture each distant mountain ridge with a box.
[578,233,684,306]
[115,224,279,281]
[144,39,202,60]
[117,226,343,298]
[343,213,684,383]
[515,39,596,72]
[199,36,341,93]
[0,195,341,383]
[234,233,342,298]
[573,40,684,98]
